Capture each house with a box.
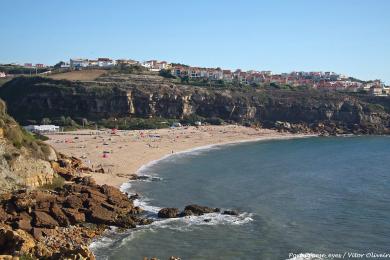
[24,63,33,67]
[35,63,45,68]
[189,67,201,78]
[116,59,139,66]
[223,70,233,81]
[60,62,70,68]
[369,86,384,96]
[97,58,115,67]
[0,72,6,78]
[88,60,99,67]
[24,125,60,134]
[70,58,89,69]
[142,60,168,71]
[383,87,390,96]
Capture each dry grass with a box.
[48,69,106,81]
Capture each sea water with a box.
[91,136,390,260]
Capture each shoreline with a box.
[44,126,316,259]
[128,133,316,186]
[46,125,315,189]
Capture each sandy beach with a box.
[46,125,309,188]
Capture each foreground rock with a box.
[181,204,220,216]
[158,208,179,218]
[0,176,151,259]
[157,204,238,219]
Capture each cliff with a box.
[1,75,389,135]
[0,98,57,193]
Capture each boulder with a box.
[100,185,132,209]
[50,205,70,227]
[74,176,96,187]
[115,215,136,228]
[32,211,59,228]
[86,205,116,225]
[182,205,220,216]
[179,209,194,217]
[13,212,32,231]
[62,208,85,224]
[0,227,36,255]
[11,194,34,212]
[64,195,84,209]
[83,187,107,203]
[0,207,8,222]
[31,227,56,240]
[158,208,179,218]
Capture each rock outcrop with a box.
[0,99,56,193]
[157,204,226,219]
[0,176,151,259]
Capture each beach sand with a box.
[46,125,308,188]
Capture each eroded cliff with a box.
[0,99,57,192]
[1,75,389,135]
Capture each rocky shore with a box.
[0,153,152,259]
[0,152,233,259]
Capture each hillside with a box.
[0,99,57,192]
[0,73,389,135]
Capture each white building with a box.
[70,58,89,69]
[0,72,6,78]
[142,60,168,71]
[24,125,60,134]
[97,58,115,67]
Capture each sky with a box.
[1,0,389,83]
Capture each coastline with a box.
[45,126,315,259]
[46,125,315,188]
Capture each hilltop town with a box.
[0,57,389,96]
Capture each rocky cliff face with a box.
[1,76,390,135]
[0,98,57,193]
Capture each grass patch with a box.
[40,175,65,190]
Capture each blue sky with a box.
[1,0,389,83]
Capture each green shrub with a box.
[159,69,176,79]
[41,175,65,190]
[205,117,224,125]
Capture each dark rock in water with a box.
[223,210,239,216]
[183,204,219,216]
[158,208,179,218]
[129,193,140,200]
[139,218,153,225]
[203,219,211,222]
[179,209,194,217]
[136,175,150,180]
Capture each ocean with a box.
[91,136,390,260]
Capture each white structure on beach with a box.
[24,125,60,134]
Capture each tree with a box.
[41,118,51,125]
[54,61,65,69]
[180,76,189,84]
[159,69,175,79]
